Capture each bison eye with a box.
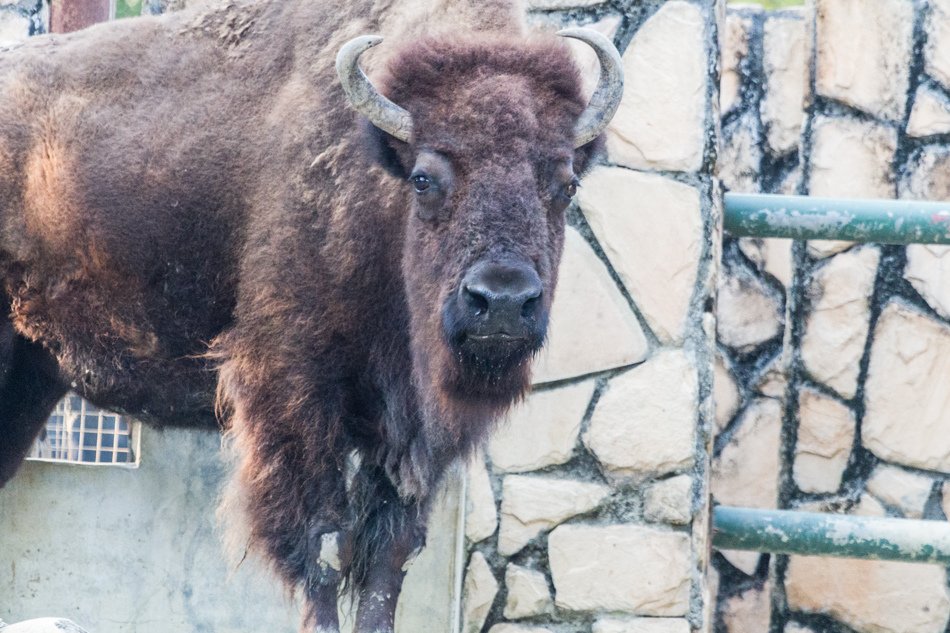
[410,174,432,193]
[564,179,579,198]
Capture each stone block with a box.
[714,354,740,432]
[643,475,693,525]
[498,475,610,556]
[905,244,950,320]
[593,617,691,633]
[851,493,887,517]
[721,13,753,116]
[865,464,933,518]
[907,86,950,137]
[1,620,88,633]
[503,564,552,619]
[739,238,794,289]
[607,1,707,172]
[465,454,497,544]
[0,11,30,45]
[926,0,950,91]
[489,380,594,473]
[793,389,855,494]
[800,247,879,399]
[810,116,897,199]
[901,145,950,201]
[463,552,499,633]
[864,301,950,472]
[488,625,553,633]
[532,228,649,384]
[712,398,781,509]
[761,15,806,154]
[720,113,762,193]
[548,524,691,615]
[722,582,771,633]
[578,167,703,344]
[815,0,914,121]
[716,267,783,353]
[585,349,698,478]
[786,556,950,633]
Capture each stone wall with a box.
[0,1,46,44]
[460,2,722,632]
[714,2,950,632]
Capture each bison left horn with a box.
[336,34,414,142]
[336,28,624,148]
[557,27,625,148]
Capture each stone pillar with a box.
[460,2,722,632]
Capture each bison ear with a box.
[571,134,607,177]
[361,119,413,179]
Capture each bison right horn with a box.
[557,27,625,148]
[336,35,414,142]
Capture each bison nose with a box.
[460,262,543,329]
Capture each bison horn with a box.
[557,28,625,148]
[336,35,414,142]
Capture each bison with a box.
[0,0,623,630]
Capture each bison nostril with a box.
[463,285,491,316]
[521,294,541,319]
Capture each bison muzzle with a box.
[0,1,623,631]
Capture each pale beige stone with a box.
[712,398,782,509]
[800,247,879,399]
[549,524,691,615]
[754,360,787,399]
[864,301,950,472]
[719,549,761,577]
[852,493,887,518]
[714,355,740,432]
[806,240,853,259]
[498,476,610,556]
[716,269,783,353]
[926,0,950,91]
[503,564,552,619]
[0,12,29,45]
[578,167,703,343]
[810,116,897,199]
[738,238,794,289]
[465,454,497,544]
[901,146,950,202]
[793,389,855,494]
[722,582,771,633]
[905,245,950,320]
[593,617,691,633]
[720,114,762,193]
[761,15,806,154]
[865,464,933,519]
[721,14,753,115]
[463,552,498,633]
[488,625,553,633]
[532,228,649,384]
[607,1,707,172]
[785,625,816,633]
[777,165,803,196]
[585,349,697,478]
[907,86,950,137]
[489,381,595,473]
[526,0,603,7]
[643,475,693,525]
[815,0,914,121]
[786,556,950,633]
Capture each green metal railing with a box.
[716,192,950,564]
[725,193,950,245]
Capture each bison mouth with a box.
[441,259,549,379]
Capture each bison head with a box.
[337,30,622,410]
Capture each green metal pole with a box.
[713,506,950,564]
[724,193,950,245]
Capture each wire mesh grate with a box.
[28,394,137,465]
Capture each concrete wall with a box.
[713,2,950,632]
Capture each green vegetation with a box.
[729,0,804,7]
[115,0,143,19]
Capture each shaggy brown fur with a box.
[0,1,603,630]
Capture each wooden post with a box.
[50,0,110,34]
